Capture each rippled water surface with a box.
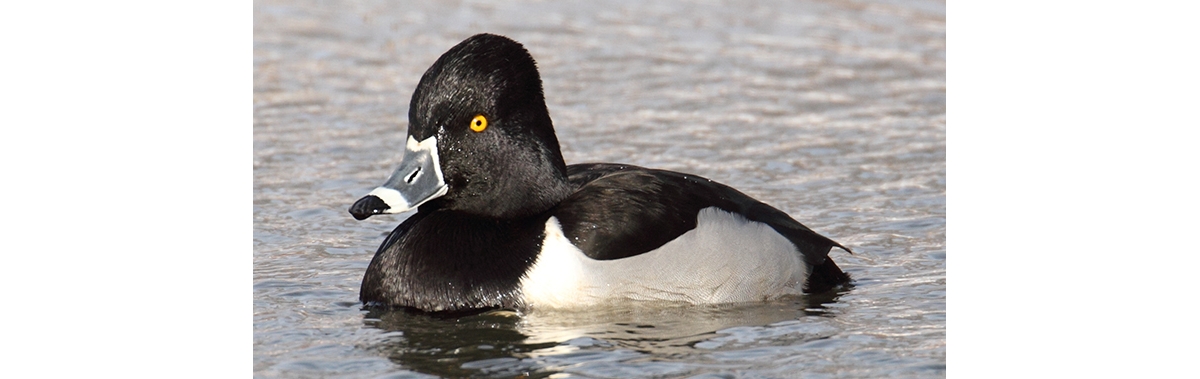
[254,0,945,377]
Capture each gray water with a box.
[254,0,945,377]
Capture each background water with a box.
[254,0,945,377]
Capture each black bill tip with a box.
[349,195,389,221]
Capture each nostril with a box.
[405,167,421,183]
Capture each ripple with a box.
[254,0,945,377]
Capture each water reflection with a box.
[363,291,846,378]
[365,309,547,378]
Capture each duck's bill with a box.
[349,136,448,220]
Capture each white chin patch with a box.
[367,186,410,213]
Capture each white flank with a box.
[520,207,808,309]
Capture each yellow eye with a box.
[469,114,488,132]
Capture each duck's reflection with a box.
[363,291,846,378]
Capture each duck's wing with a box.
[558,164,850,292]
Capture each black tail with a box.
[803,257,851,293]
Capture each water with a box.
[254,0,945,377]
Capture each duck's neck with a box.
[487,162,574,219]
[496,115,574,219]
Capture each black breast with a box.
[359,208,549,311]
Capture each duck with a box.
[349,33,852,312]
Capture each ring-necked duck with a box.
[350,33,851,312]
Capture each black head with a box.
[350,34,574,221]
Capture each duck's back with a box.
[517,163,851,308]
